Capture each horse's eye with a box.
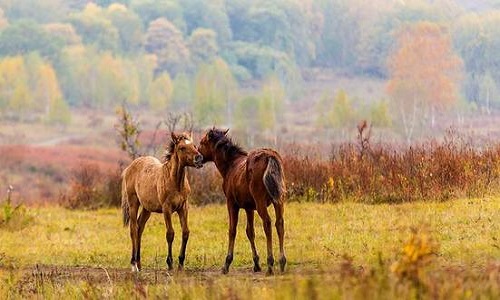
[179,146,186,151]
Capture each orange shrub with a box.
[281,132,500,203]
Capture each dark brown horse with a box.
[121,132,203,272]
[198,128,286,275]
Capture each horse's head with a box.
[198,127,229,163]
[169,132,203,168]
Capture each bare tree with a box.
[115,105,141,160]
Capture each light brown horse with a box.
[198,128,286,275]
[121,132,203,272]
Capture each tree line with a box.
[0,0,498,139]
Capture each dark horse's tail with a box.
[263,156,285,204]
[121,173,130,227]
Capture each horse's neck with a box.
[214,151,245,178]
[164,156,187,191]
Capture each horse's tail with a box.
[121,171,130,227]
[263,156,285,204]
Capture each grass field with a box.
[2,199,500,299]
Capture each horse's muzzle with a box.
[194,154,203,168]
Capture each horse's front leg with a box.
[162,207,175,270]
[177,202,190,270]
[222,202,239,274]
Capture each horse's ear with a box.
[171,132,179,143]
[189,130,193,140]
[223,128,229,136]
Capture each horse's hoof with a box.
[266,268,274,276]
[222,267,229,274]
[279,256,287,273]
[131,264,139,273]
[253,265,262,272]
[177,265,184,272]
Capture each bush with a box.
[188,164,224,205]
[60,163,123,210]
[0,186,33,230]
[282,128,500,203]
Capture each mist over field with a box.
[0,0,499,145]
[2,1,500,299]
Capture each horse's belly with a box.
[234,190,255,209]
[170,194,186,212]
[142,201,163,213]
[136,189,163,213]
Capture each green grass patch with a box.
[1,198,500,298]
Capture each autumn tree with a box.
[144,17,191,75]
[130,0,186,31]
[43,23,82,46]
[188,28,218,66]
[234,95,259,146]
[387,22,462,143]
[149,72,173,111]
[453,12,500,113]
[316,89,357,140]
[0,56,33,118]
[369,99,392,128]
[135,54,157,106]
[258,75,285,144]
[331,90,356,130]
[193,58,237,126]
[58,45,98,107]
[0,20,63,62]
[171,72,193,110]
[106,3,143,53]
[95,52,140,107]
[68,3,120,52]
[59,46,140,108]
[3,0,68,24]
[227,0,318,66]
[34,62,64,116]
[48,96,71,125]
[181,0,232,46]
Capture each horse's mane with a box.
[209,128,247,161]
[163,132,191,162]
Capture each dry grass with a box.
[0,145,127,205]
[283,129,500,203]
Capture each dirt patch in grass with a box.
[5,263,327,296]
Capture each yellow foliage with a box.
[35,63,63,114]
[0,56,33,114]
[149,72,173,110]
[391,226,439,284]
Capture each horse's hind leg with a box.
[128,195,140,272]
[136,207,151,270]
[162,208,175,270]
[177,204,190,270]
[245,209,261,272]
[274,202,286,272]
[222,202,239,274]
[255,202,274,275]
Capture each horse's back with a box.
[247,148,283,176]
[123,156,162,182]
[122,156,164,211]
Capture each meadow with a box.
[2,198,500,299]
